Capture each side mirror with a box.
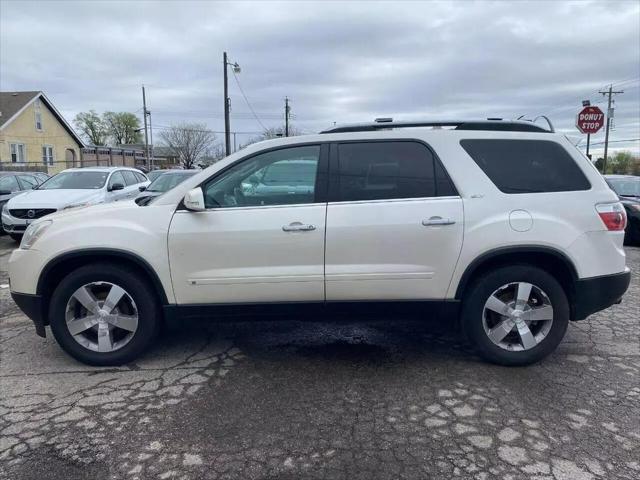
[184,187,205,211]
[139,185,147,192]
[109,183,125,192]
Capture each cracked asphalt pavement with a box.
[1,235,639,479]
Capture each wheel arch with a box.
[37,249,169,324]
[455,246,579,318]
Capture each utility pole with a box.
[284,97,291,137]
[223,52,231,156]
[599,84,623,173]
[142,85,150,167]
[148,110,154,170]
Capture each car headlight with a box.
[20,220,53,250]
[2,203,8,214]
[63,202,89,210]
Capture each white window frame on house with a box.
[35,110,43,131]
[34,98,43,131]
[42,145,54,166]
[10,143,26,163]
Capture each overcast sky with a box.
[1,0,639,155]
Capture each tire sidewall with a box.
[462,265,569,366]
[49,264,159,366]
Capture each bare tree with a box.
[242,125,303,147]
[159,123,217,169]
[197,143,226,168]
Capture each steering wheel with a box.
[232,186,246,206]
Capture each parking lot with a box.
[0,236,638,480]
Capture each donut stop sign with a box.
[576,106,605,134]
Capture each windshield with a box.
[147,170,166,182]
[147,172,197,192]
[607,177,640,197]
[39,171,109,190]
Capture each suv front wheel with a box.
[461,265,569,366]
[49,263,161,366]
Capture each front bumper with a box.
[11,291,46,337]
[573,268,631,320]
[2,211,28,234]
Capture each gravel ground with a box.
[0,235,638,480]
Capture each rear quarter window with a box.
[460,139,591,194]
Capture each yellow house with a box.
[0,91,84,175]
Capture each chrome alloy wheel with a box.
[65,282,139,353]
[482,282,554,351]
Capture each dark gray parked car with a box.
[0,171,49,233]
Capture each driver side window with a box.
[108,171,125,189]
[203,145,320,208]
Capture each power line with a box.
[151,124,263,135]
[150,108,284,119]
[610,76,640,88]
[579,138,640,147]
[231,70,267,131]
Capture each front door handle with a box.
[282,222,316,232]
[422,216,456,226]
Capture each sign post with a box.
[576,105,605,163]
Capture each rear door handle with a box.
[282,222,316,232]
[422,216,456,226]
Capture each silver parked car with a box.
[136,169,200,205]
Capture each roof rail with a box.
[320,118,554,134]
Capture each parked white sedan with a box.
[2,167,149,241]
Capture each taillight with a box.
[596,203,627,231]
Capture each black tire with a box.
[49,263,161,366]
[461,265,569,366]
[9,233,22,243]
[624,219,640,246]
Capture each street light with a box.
[223,52,240,156]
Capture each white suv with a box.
[8,120,631,366]
[2,167,149,242]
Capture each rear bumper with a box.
[11,291,46,337]
[573,269,631,320]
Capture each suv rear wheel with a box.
[461,265,569,366]
[49,263,160,366]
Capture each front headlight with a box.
[2,203,8,214]
[63,202,89,210]
[20,220,52,250]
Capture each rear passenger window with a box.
[336,141,445,201]
[122,170,138,186]
[460,139,591,193]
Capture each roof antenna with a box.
[533,115,555,133]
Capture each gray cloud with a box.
[1,0,638,154]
